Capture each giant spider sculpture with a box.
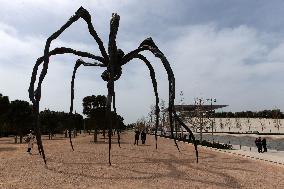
[29,7,198,165]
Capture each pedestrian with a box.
[141,130,146,144]
[255,137,262,153]
[134,130,140,145]
[183,134,187,142]
[26,130,35,154]
[188,134,192,143]
[262,138,267,152]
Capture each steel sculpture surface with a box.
[29,7,198,165]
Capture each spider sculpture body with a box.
[29,7,198,165]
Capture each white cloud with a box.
[164,24,284,113]
[1,1,284,124]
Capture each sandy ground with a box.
[0,132,284,189]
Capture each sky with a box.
[0,0,284,123]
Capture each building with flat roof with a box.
[170,104,228,113]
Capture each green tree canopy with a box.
[0,93,10,117]
[5,100,34,142]
[40,109,83,134]
[83,95,125,130]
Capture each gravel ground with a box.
[0,131,284,189]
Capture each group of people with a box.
[134,130,147,145]
[255,137,267,153]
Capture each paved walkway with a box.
[159,134,284,166]
[173,137,284,166]
[213,145,284,166]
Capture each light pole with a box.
[194,97,205,141]
[206,98,216,137]
[179,91,184,137]
[160,100,166,135]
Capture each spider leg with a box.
[112,91,121,148]
[122,39,180,153]
[106,84,113,166]
[68,59,105,151]
[126,38,198,162]
[105,13,120,165]
[32,105,46,164]
[174,111,199,163]
[70,59,105,115]
[40,6,108,82]
[36,6,109,122]
[134,54,160,149]
[29,48,105,164]
[29,47,105,105]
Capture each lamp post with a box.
[179,91,184,137]
[206,98,216,137]
[194,97,205,141]
[160,100,165,135]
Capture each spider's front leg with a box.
[29,47,104,105]
[68,59,106,151]
[37,7,108,104]
[29,8,108,163]
[70,59,105,115]
[29,48,105,164]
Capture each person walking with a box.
[141,130,146,144]
[134,130,140,145]
[255,137,262,153]
[262,138,267,152]
[183,134,187,142]
[26,130,35,154]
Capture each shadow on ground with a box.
[44,146,257,188]
[0,147,17,152]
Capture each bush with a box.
[155,134,233,150]
[178,136,232,150]
[197,140,233,150]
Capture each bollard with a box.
[240,145,241,149]
[250,147,251,151]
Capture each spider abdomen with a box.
[101,67,122,81]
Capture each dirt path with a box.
[0,132,283,189]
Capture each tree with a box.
[6,100,34,143]
[83,95,125,142]
[0,94,10,116]
[82,95,97,116]
[0,94,10,137]
[83,95,107,141]
[40,109,57,139]
[40,110,83,139]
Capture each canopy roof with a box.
[164,104,228,112]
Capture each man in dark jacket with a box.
[134,130,140,145]
[141,130,146,144]
[262,138,267,152]
[255,137,262,153]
